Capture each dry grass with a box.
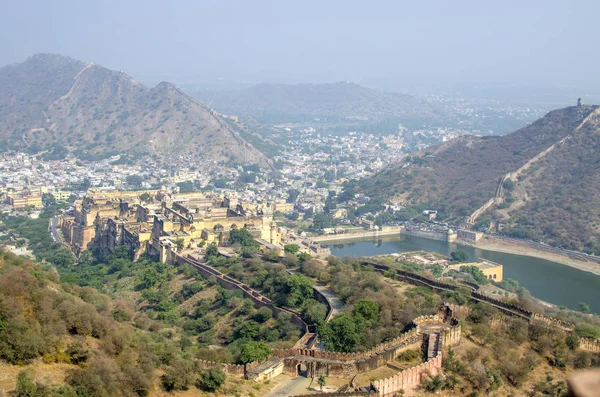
[353,366,400,386]
[0,362,75,394]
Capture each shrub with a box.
[16,370,37,397]
[200,367,226,391]
[253,307,273,323]
[161,359,195,391]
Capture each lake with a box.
[325,234,600,314]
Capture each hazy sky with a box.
[1,0,598,89]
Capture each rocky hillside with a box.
[0,54,270,165]
[360,104,600,253]
[193,81,442,124]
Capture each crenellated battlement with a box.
[372,332,443,396]
[580,338,600,352]
[274,329,421,362]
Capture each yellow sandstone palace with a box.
[59,188,282,260]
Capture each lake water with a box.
[325,235,600,314]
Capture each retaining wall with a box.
[403,228,453,242]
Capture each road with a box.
[49,216,63,243]
[264,375,312,397]
[313,285,344,320]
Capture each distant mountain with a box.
[192,82,442,124]
[359,104,600,254]
[0,54,270,164]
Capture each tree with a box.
[254,307,273,323]
[229,228,259,248]
[303,301,327,324]
[566,334,580,351]
[66,341,90,365]
[574,323,600,339]
[139,193,153,202]
[430,263,444,278]
[304,207,314,219]
[287,189,300,203]
[286,274,314,308]
[285,211,300,221]
[319,314,360,352]
[284,244,300,254]
[80,178,92,191]
[577,301,591,314]
[174,238,184,250]
[240,341,272,364]
[125,175,144,187]
[234,320,261,339]
[460,265,488,284]
[503,178,515,190]
[140,267,161,289]
[318,375,326,391]
[205,243,218,259]
[298,252,311,265]
[161,359,194,391]
[312,213,333,230]
[450,249,469,262]
[200,367,225,391]
[353,300,379,324]
[263,249,281,261]
[78,250,93,267]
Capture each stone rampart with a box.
[531,313,574,331]
[372,333,442,397]
[177,255,309,334]
[363,260,535,320]
[470,291,532,317]
[580,338,600,352]
[195,359,250,376]
[275,329,420,362]
[439,318,462,347]
[277,331,423,378]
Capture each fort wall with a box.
[580,338,600,352]
[176,254,310,333]
[279,334,423,378]
[372,333,442,397]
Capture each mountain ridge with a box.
[0,54,270,165]
[359,104,600,253]
[192,81,442,123]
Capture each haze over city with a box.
[1,0,599,92]
[1,1,600,396]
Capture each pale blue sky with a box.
[0,0,598,89]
